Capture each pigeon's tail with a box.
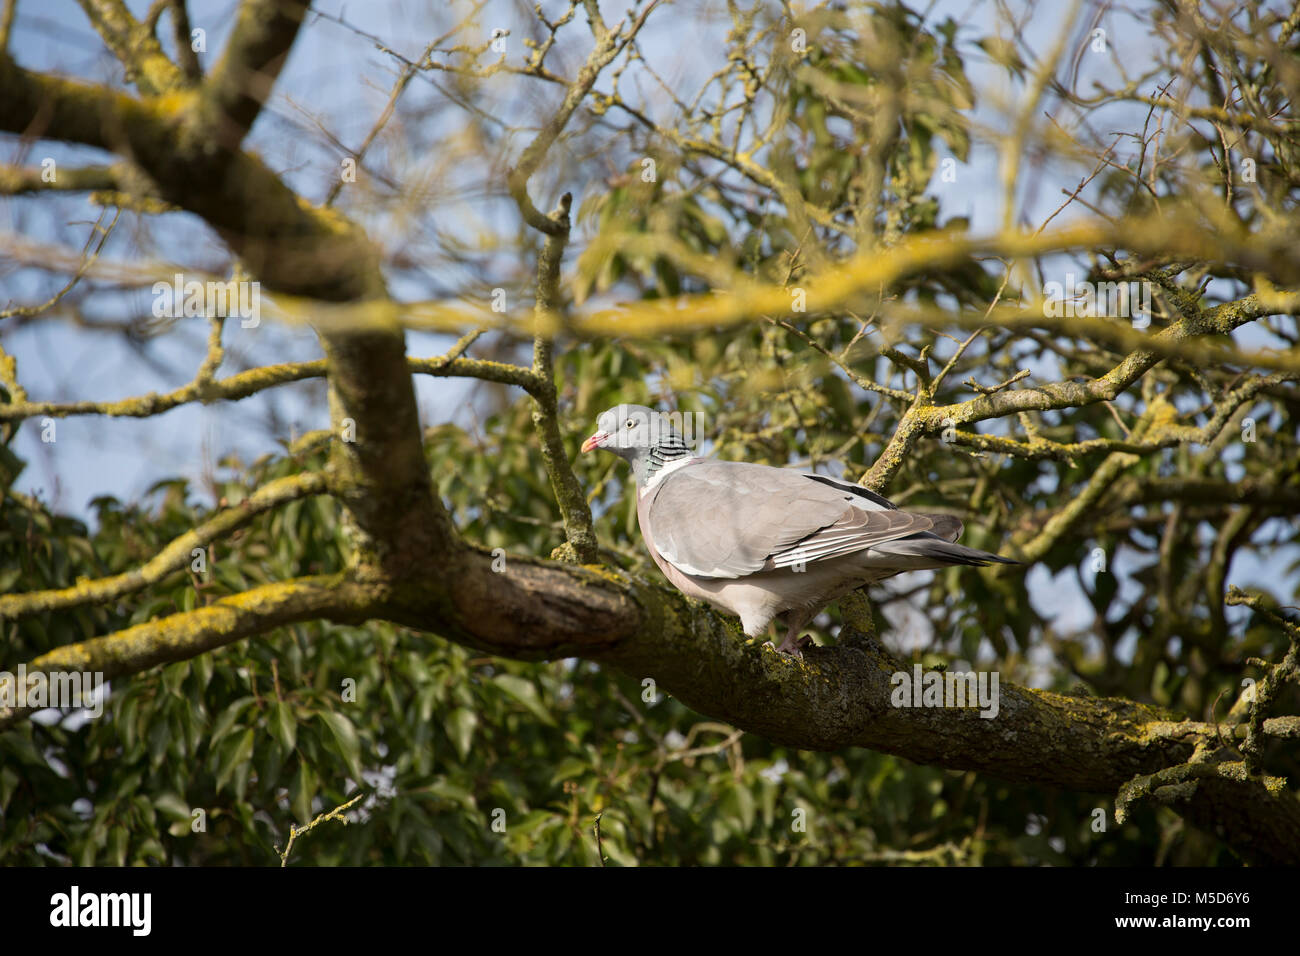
[877,533,1020,568]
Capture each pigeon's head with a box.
[581,404,693,484]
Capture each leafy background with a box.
[2,401,1279,865]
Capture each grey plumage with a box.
[582,404,1018,656]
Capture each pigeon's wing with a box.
[766,505,937,569]
[921,514,964,543]
[647,460,934,578]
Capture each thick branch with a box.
[201,0,310,147]
[0,57,380,299]
[1116,760,1300,865]
[375,549,1204,792]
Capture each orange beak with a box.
[581,431,608,453]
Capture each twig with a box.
[275,792,366,867]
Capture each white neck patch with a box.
[641,456,697,496]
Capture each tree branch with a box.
[0,162,126,194]
[0,470,333,620]
[200,0,310,147]
[0,333,528,423]
[526,193,599,563]
[0,574,373,729]
[74,0,184,95]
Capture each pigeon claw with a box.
[773,633,813,659]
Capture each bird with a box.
[581,404,1018,657]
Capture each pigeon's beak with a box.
[581,431,609,454]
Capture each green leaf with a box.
[425,779,474,807]
[273,701,298,751]
[292,760,317,825]
[107,825,128,866]
[549,757,589,785]
[492,674,555,727]
[445,707,477,761]
[215,728,255,793]
[318,710,363,780]
[209,696,254,746]
[154,792,190,822]
[161,660,188,697]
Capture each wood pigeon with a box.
[581,404,1018,656]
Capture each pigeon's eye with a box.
[626,419,635,428]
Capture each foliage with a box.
[2,441,1234,865]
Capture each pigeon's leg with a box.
[774,610,815,658]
